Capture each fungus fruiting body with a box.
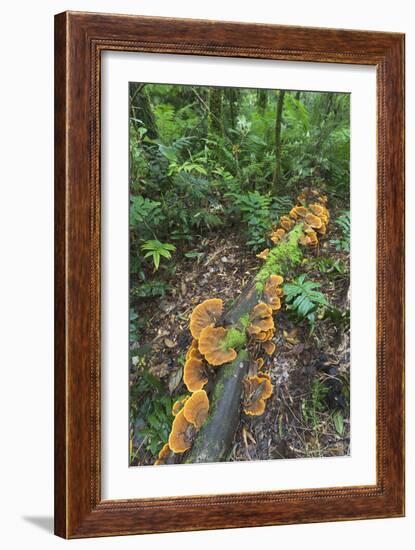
[186,339,204,361]
[270,228,285,244]
[262,341,276,356]
[267,274,284,287]
[316,223,327,235]
[168,409,195,453]
[248,302,274,336]
[183,357,208,392]
[183,390,209,429]
[304,213,323,229]
[299,235,311,246]
[279,215,294,231]
[252,328,274,342]
[290,205,308,219]
[198,326,237,366]
[256,248,270,260]
[154,443,172,465]
[243,375,273,416]
[264,274,284,311]
[189,298,223,339]
[309,203,327,218]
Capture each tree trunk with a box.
[184,351,250,463]
[129,83,158,140]
[226,88,238,130]
[257,89,268,112]
[272,90,286,193]
[208,87,224,137]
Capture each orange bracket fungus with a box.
[270,228,285,244]
[183,356,208,392]
[289,205,308,220]
[264,274,284,311]
[316,223,327,236]
[261,341,276,356]
[198,326,238,366]
[189,298,223,339]
[168,409,196,453]
[242,374,273,416]
[183,390,209,429]
[185,339,203,361]
[304,212,323,229]
[154,443,173,465]
[309,203,329,222]
[279,215,295,231]
[256,248,270,260]
[247,302,274,335]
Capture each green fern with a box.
[283,274,328,324]
[330,210,350,251]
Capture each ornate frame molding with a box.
[55,11,405,538]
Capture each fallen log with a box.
[153,190,331,467]
[184,351,249,463]
[183,225,306,463]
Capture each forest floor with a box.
[130,209,350,466]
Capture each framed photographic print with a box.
[54,11,405,538]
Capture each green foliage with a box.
[131,280,170,299]
[130,368,176,459]
[301,378,330,430]
[333,410,345,435]
[129,308,139,344]
[271,195,294,219]
[312,256,348,277]
[129,84,349,269]
[141,240,176,271]
[130,195,164,229]
[226,191,273,249]
[128,82,351,465]
[283,273,329,325]
[184,250,205,261]
[282,93,350,192]
[324,306,350,332]
[255,224,303,289]
[330,211,350,252]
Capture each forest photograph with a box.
[128,82,350,467]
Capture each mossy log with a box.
[184,226,305,463]
[184,351,249,463]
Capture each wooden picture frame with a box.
[54,11,405,538]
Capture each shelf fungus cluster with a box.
[242,373,273,416]
[247,302,276,356]
[156,297,240,463]
[240,273,284,417]
[182,298,238,391]
[154,188,330,463]
[256,190,330,259]
[292,196,330,248]
[155,390,210,463]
